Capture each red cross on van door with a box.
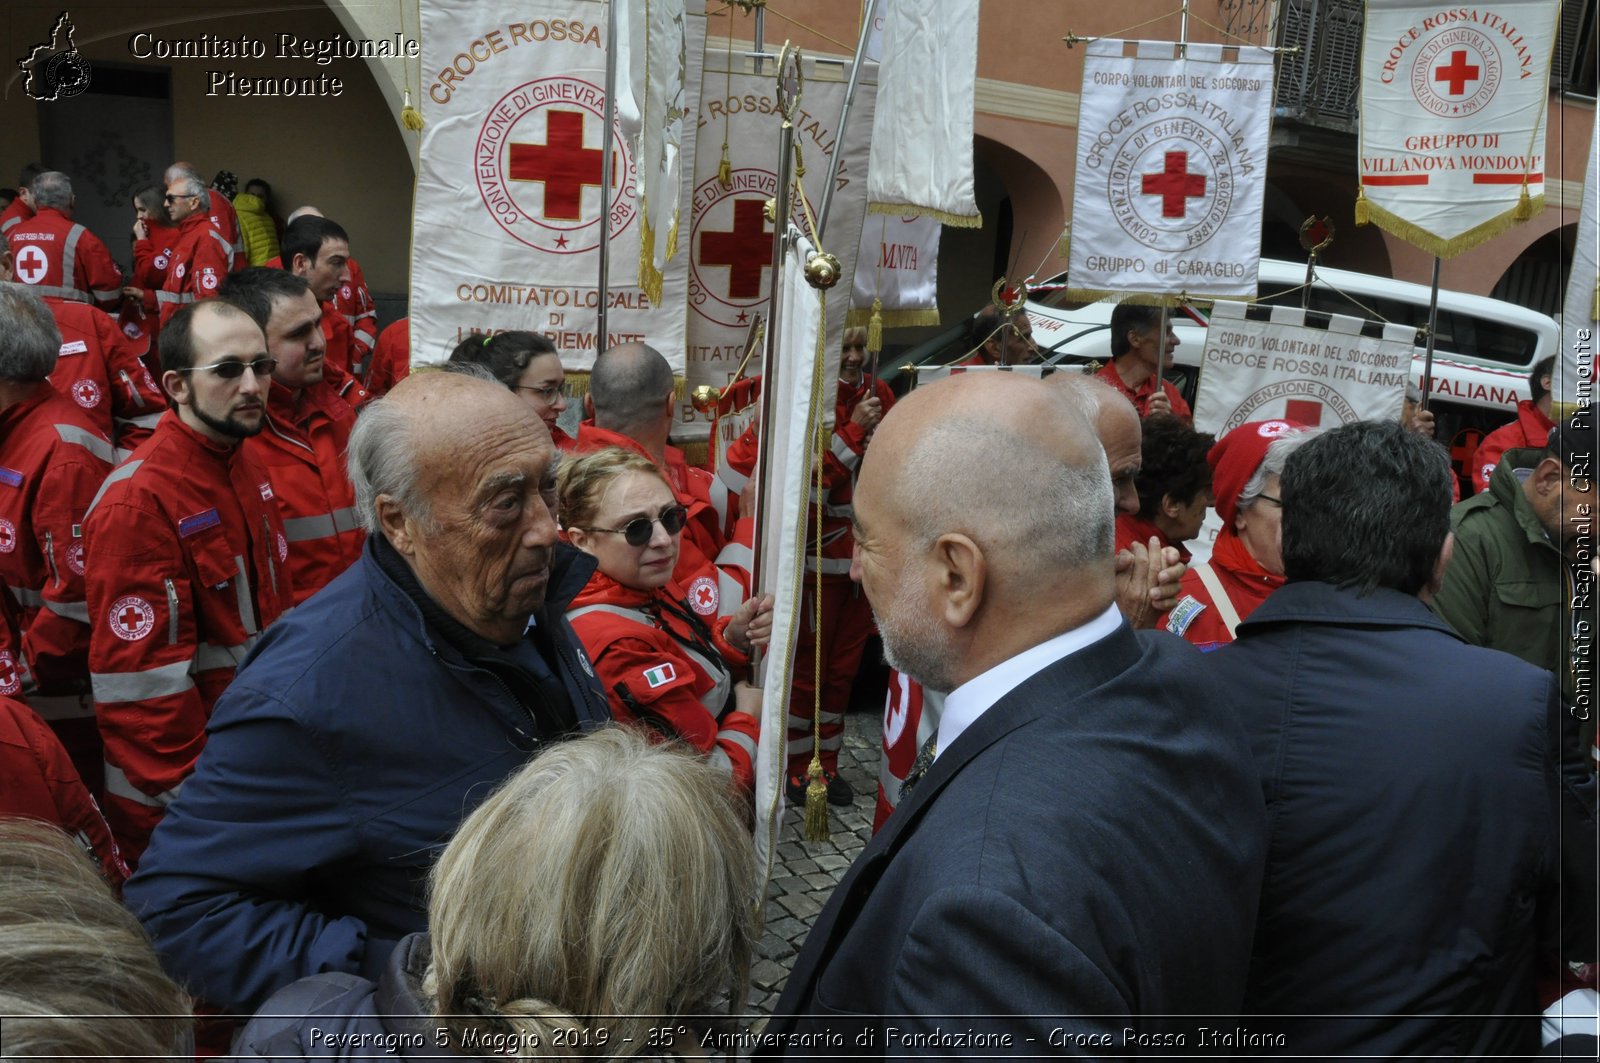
[700,199,772,300]
[1142,151,1207,218]
[508,110,606,221]
[1434,51,1480,95]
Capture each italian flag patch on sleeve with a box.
[643,663,677,689]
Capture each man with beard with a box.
[765,372,1264,1054]
[83,299,290,864]
[125,371,610,1013]
[222,268,364,604]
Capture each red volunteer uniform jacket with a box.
[157,211,233,328]
[573,424,728,615]
[0,695,127,885]
[207,193,247,272]
[85,411,289,862]
[566,571,759,791]
[1470,400,1554,495]
[246,380,364,605]
[121,219,183,361]
[334,258,378,373]
[366,317,412,398]
[1094,360,1193,421]
[0,197,32,237]
[1160,528,1282,651]
[5,206,123,309]
[43,296,165,455]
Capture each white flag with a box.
[412,0,704,375]
[753,228,829,879]
[866,0,980,226]
[617,0,692,304]
[1556,138,1598,408]
[848,212,941,329]
[1067,39,1275,300]
[680,53,876,439]
[1358,0,1559,256]
[1193,301,1414,434]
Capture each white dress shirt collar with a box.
[935,603,1123,763]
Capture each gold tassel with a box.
[866,298,884,354]
[803,754,829,841]
[718,144,733,189]
[1512,185,1534,221]
[1056,226,1071,260]
[1353,189,1370,227]
[400,89,424,131]
[1591,281,1599,320]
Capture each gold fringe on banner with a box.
[1059,288,1192,309]
[844,306,941,329]
[868,201,982,228]
[1512,184,1535,221]
[1356,193,1545,259]
[1354,188,1370,227]
[677,439,711,467]
[865,298,883,353]
[565,370,591,399]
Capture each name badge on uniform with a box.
[58,340,88,356]
[0,468,24,488]
[178,508,221,537]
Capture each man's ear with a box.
[583,393,595,420]
[160,369,190,407]
[1423,531,1455,602]
[932,532,985,629]
[375,495,415,557]
[1160,492,1181,520]
[1530,456,1565,497]
[290,252,310,277]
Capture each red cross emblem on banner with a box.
[109,594,155,641]
[700,199,773,300]
[509,110,606,221]
[14,246,48,285]
[1141,152,1207,219]
[1434,50,1480,95]
[1283,399,1323,427]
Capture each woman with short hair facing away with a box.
[560,448,771,793]
[447,330,575,450]
[232,727,759,1060]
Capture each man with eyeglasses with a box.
[156,169,233,330]
[222,268,364,605]
[83,298,290,864]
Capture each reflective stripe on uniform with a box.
[716,725,757,760]
[194,635,257,671]
[91,658,195,702]
[103,762,181,808]
[8,585,44,608]
[43,598,90,623]
[155,289,190,305]
[717,463,749,497]
[787,710,845,730]
[830,430,862,469]
[707,748,734,775]
[233,555,259,635]
[54,422,117,466]
[61,223,84,297]
[18,282,89,303]
[207,229,233,258]
[566,602,732,718]
[27,692,94,721]
[121,411,163,428]
[282,506,360,543]
[85,459,144,518]
[707,472,731,527]
[787,733,844,755]
[716,541,753,572]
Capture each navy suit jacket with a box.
[1205,581,1597,1058]
[765,622,1266,1058]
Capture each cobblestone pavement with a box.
[745,708,880,1016]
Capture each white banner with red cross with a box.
[1066,38,1275,302]
[680,52,877,440]
[1193,300,1415,435]
[1556,131,1597,409]
[411,0,705,374]
[1358,0,1559,257]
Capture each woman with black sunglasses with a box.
[558,447,772,795]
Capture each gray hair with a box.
[438,360,501,385]
[167,169,209,210]
[425,727,757,1057]
[897,415,1113,576]
[29,171,72,211]
[0,286,62,382]
[590,343,674,433]
[1239,429,1317,511]
[346,398,432,535]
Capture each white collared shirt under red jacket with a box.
[84,411,289,864]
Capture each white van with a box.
[890,258,1559,491]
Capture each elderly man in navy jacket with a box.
[125,371,611,1012]
[1204,420,1597,1058]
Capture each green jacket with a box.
[1431,446,1566,675]
[233,193,281,267]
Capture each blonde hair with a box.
[424,727,758,1059]
[556,446,670,532]
[842,325,868,349]
[0,822,192,1061]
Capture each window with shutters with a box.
[1551,0,1597,97]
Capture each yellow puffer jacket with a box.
[233,193,281,267]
